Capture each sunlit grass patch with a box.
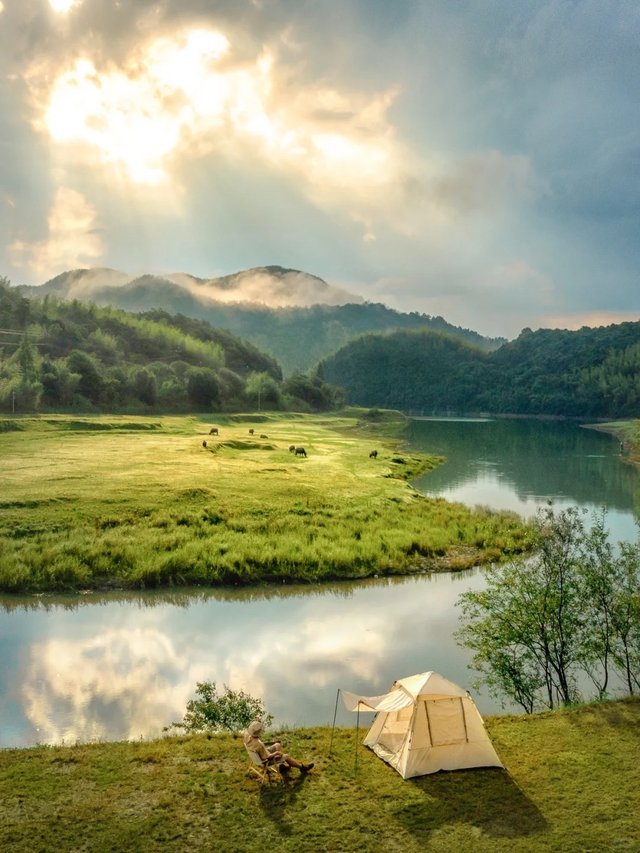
[0,412,532,592]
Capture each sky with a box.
[1,0,639,339]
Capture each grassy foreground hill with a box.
[0,411,529,592]
[1,699,638,852]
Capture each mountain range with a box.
[18,266,504,374]
[19,265,363,310]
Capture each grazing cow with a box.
[289,444,296,452]
[202,440,207,448]
[294,446,307,457]
[209,427,218,435]
[248,428,254,435]
[260,434,268,439]
[369,449,378,459]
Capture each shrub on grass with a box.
[166,681,273,733]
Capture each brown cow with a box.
[248,428,254,435]
[289,444,296,452]
[369,449,378,459]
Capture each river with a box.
[1,418,638,747]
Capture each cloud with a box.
[2,1,638,333]
[20,17,547,251]
[23,25,402,198]
[540,310,640,331]
[9,187,104,278]
[21,627,189,743]
[49,0,81,13]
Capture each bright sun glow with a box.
[46,58,182,184]
[39,26,399,192]
[49,0,79,12]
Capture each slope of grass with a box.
[595,418,640,466]
[1,699,638,852]
[0,411,531,592]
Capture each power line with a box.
[0,328,43,337]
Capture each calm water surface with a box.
[1,418,638,747]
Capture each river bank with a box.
[0,410,531,593]
[582,418,640,465]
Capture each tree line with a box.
[320,323,640,418]
[0,278,343,414]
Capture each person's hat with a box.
[247,720,264,735]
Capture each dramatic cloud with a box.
[9,187,104,279]
[1,1,638,336]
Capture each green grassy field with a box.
[1,699,638,852]
[598,419,640,466]
[0,411,531,592]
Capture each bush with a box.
[166,681,273,733]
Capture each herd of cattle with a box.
[201,427,378,461]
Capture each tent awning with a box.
[340,688,414,713]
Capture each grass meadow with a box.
[1,699,638,852]
[0,410,531,592]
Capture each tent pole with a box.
[355,706,360,775]
[328,688,340,757]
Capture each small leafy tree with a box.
[186,367,221,409]
[458,506,585,711]
[576,510,619,697]
[166,681,273,733]
[457,505,640,712]
[611,542,640,695]
[245,371,282,409]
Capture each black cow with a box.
[369,449,378,459]
[209,427,219,435]
[248,428,254,435]
[294,446,307,457]
[202,440,207,448]
[260,434,268,439]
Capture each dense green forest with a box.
[320,324,640,418]
[7,270,639,418]
[197,301,503,375]
[0,278,342,414]
[19,269,504,374]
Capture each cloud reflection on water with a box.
[10,573,485,746]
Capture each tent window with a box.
[426,698,467,745]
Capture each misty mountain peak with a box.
[27,266,363,309]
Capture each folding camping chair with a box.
[245,744,285,784]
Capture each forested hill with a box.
[18,269,504,374]
[213,302,503,375]
[319,322,640,418]
[0,278,342,414]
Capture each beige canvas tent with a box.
[341,671,503,779]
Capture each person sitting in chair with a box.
[243,720,314,772]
